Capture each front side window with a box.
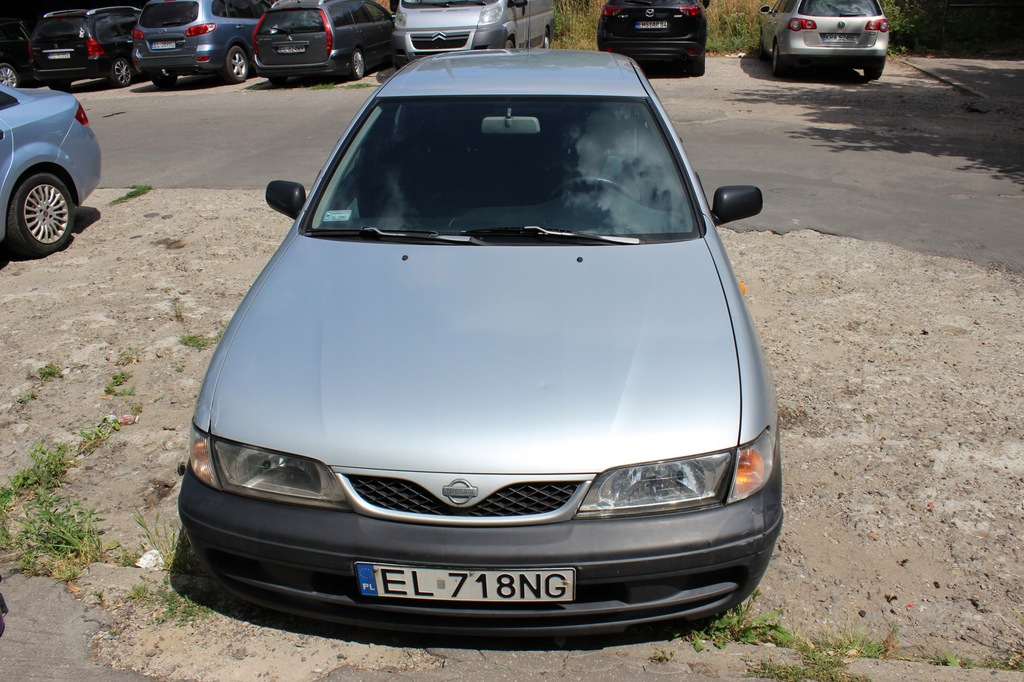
[308,97,698,243]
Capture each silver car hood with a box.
[206,237,741,475]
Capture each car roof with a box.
[378,50,650,99]
[41,6,141,18]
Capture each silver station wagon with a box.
[179,49,782,636]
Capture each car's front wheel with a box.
[4,173,76,258]
[0,62,19,88]
[108,57,133,88]
[863,65,884,81]
[222,46,249,84]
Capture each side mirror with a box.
[758,4,771,11]
[711,185,762,225]
[509,0,528,7]
[266,180,306,220]
[702,0,710,7]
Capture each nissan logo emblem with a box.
[442,479,479,505]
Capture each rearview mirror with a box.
[266,180,306,220]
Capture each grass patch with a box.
[306,82,337,90]
[115,347,140,366]
[180,334,211,350]
[134,510,203,575]
[0,442,73,506]
[749,622,899,682]
[12,493,103,582]
[683,590,793,651]
[17,392,38,404]
[77,416,123,455]
[104,370,134,396]
[37,362,62,381]
[129,576,214,625]
[109,185,153,205]
[344,82,377,89]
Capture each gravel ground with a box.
[1,57,1022,680]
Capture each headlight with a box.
[728,428,776,503]
[189,425,349,509]
[478,5,503,25]
[576,452,732,518]
[395,11,407,27]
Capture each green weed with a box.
[1,443,72,502]
[115,347,140,366]
[104,370,134,396]
[77,417,122,455]
[13,493,103,582]
[180,334,210,350]
[684,590,793,651]
[16,392,37,404]
[37,362,62,381]
[306,82,337,90]
[749,622,898,682]
[133,510,203,575]
[109,185,153,205]
[129,576,214,625]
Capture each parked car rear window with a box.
[311,97,697,241]
[258,9,326,34]
[140,2,201,27]
[33,18,88,40]
[797,0,882,15]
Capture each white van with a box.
[391,0,553,66]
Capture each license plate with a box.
[47,53,71,60]
[820,33,858,43]
[276,45,306,54]
[636,20,669,29]
[356,563,575,602]
[151,40,176,50]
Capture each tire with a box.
[770,40,788,78]
[863,65,884,81]
[222,45,249,85]
[4,173,75,258]
[267,75,288,87]
[505,38,515,49]
[0,62,19,88]
[540,27,551,49]
[758,36,770,62]
[349,48,365,81]
[690,55,706,77]
[151,73,178,89]
[108,57,132,88]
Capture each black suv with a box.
[30,6,141,90]
[597,0,710,77]
[0,18,32,88]
[253,0,393,85]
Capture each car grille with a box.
[410,32,469,50]
[348,476,581,517]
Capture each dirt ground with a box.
[1,61,1023,680]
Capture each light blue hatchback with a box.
[0,84,100,258]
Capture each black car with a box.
[597,0,709,77]
[30,6,141,90]
[0,18,33,88]
[253,0,393,85]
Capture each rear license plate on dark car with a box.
[276,45,306,54]
[636,20,669,28]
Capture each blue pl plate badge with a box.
[356,563,378,596]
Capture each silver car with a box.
[179,49,782,636]
[759,0,889,80]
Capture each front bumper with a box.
[391,25,506,66]
[179,465,782,636]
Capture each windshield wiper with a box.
[311,226,482,244]
[462,226,640,245]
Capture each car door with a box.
[0,21,32,84]
[358,1,393,66]
[0,90,16,230]
[227,0,269,51]
[761,0,794,51]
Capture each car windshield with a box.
[309,97,698,243]
[140,2,201,27]
[797,0,881,15]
